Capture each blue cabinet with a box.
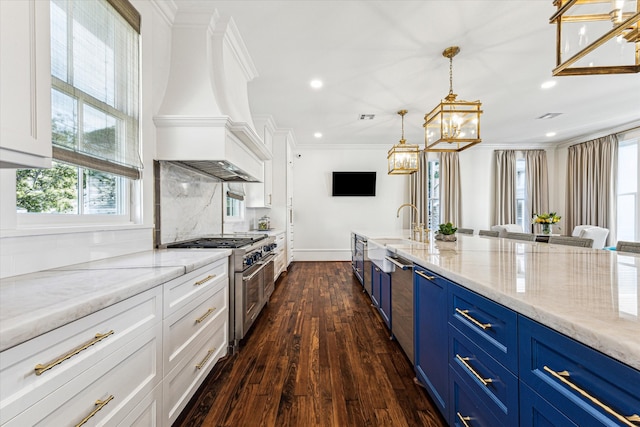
[520,381,579,427]
[414,265,449,422]
[519,316,640,427]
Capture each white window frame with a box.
[616,130,640,242]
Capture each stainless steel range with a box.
[167,234,276,353]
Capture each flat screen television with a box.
[332,171,376,196]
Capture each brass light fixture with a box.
[550,0,640,76]
[388,110,419,174]
[423,46,483,152]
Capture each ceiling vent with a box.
[537,112,562,120]
[359,114,375,120]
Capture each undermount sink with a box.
[367,238,413,272]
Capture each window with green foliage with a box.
[17,0,140,217]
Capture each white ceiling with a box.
[196,1,640,147]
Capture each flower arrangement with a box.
[532,212,561,235]
[532,212,561,224]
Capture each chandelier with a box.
[550,0,640,75]
[423,46,483,152]
[388,110,419,174]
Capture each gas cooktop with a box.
[166,234,268,249]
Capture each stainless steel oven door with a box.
[238,261,264,338]
[261,254,276,301]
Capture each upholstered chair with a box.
[457,228,474,235]
[548,236,594,248]
[503,232,536,242]
[572,225,609,249]
[616,241,640,254]
[479,230,499,237]
[491,224,523,237]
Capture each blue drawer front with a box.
[519,316,640,427]
[520,381,579,427]
[449,284,518,373]
[450,325,519,427]
[450,367,504,427]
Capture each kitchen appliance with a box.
[386,254,414,364]
[166,234,276,353]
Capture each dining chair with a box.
[616,241,640,254]
[503,232,536,242]
[479,230,499,237]
[491,224,523,237]
[571,225,609,249]
[548,236,594,248]
[457,228,474,235]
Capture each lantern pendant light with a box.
[423,46,483,152]
[388,110,419,174]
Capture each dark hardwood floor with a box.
[176,261,447,427]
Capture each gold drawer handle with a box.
[194,274,216,286]
[195,307,217,324]
[543,366,640,426]
[195,348,216,370]
[456,412,472,427]
[75,395,114,427]
[455,308,492,330]
[35,330,115,376]
[456,354,493,386]
[416,270,435,280]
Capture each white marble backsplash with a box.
[157,162,223,244]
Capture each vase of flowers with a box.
[532,212,561,235]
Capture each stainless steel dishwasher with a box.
[386,254,414,364]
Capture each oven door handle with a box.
[243,263,266,281]
[257,253,276,264]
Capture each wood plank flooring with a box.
[175,261,447,427]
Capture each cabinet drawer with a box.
[163,279,228,374]
[4,321,162,427]
[519,316,640,426]
[450,368,504,427]
[117,383,162,427]
[449,284,518,372]
[164,258,228,317]
[449,325,518,427]
[164,313,228,425]
[520,381,579,427]
[0,287,162,424]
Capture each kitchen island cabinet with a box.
[0,249,230,426]
[358,231,640,426]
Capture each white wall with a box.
[292,146,408,261]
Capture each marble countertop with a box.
[363,233,640,371]
[0,249,231,352]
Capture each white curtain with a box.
[566,135,617,244]
[440,152,461,227]
[410,152,429,227]
[525,150,549,234]
[493,150,516,225]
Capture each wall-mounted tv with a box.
[332,171,376,196]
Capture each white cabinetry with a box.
[0,287,163,426]
[162,258,229,425]
[246,116,275,208]
[272,130,295,266]
[0,0,52,169]
[273,231,286,279]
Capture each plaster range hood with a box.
[154,5,271,182]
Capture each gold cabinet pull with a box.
[75,395,114,427]
[543,366,640,426]
[194,274,216,286]
[456,412,472,427]
[416,270,435,280]
[195,307,216,324]
[455,308,492,330]
[195,348,216,370]
[35,330,114,376]
[456,354,493,386]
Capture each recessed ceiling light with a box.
[541,80,557,89]
[310,79,323,89]
[546,132,557,137]
[314,132,322,138]
[359,114,375,120]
